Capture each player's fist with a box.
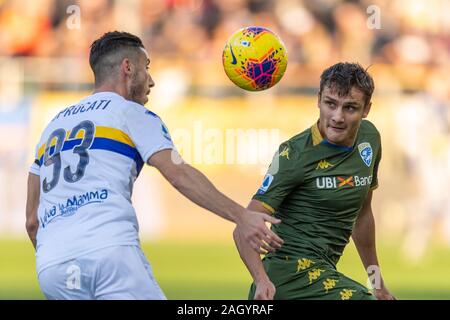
[253,279,276,300]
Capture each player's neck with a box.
[94,82,128,100]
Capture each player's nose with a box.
[148,74,155,88]
[331,107,344,123]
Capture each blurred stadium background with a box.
[1,0,450,299]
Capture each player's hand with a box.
[236,210,283,254]
[374,286,396,300]
[254,279,276,300]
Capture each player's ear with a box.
[317,92,321,108]
[362,101,372,118]
[121,58,133,76]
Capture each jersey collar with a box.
[311,121,354,152]
[311,122,323,146]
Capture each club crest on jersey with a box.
[358,142,372,167]
[257,174,274,194]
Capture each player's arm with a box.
[233,199,276,300]
[233,140,302,299]
[148,149,283,254]
[352,190,395,300]
[25,173,40,250]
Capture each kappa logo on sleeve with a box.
[280,146,290,160]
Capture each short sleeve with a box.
[124,105,175,164]
[252,141,304,212]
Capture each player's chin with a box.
[140,94,149,105]
[326,130,347,144]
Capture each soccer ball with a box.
[222,26,288,91]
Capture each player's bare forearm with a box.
[352,190,380,269]
[149,150,283,253]
[233,227,270,282]
[26,173,40,250]
[149,150,243,222]
[233,200,277,299]
[352,207,379,268]
[171,163,245,222]
[160,154,246,222]
[174,165,283,252]
[234,226,276,300]
[352,190,388,287]
[353,191,395,299]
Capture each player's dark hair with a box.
[89,31,145,85]
[319,62,374,106]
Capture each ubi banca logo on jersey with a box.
[316,175,373,189]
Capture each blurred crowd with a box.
[0,0,449,90]
[0,0,449,259]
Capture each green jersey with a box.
[253,120,381,267]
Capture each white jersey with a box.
[30,92,174,274]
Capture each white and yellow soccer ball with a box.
[222,26,288,91]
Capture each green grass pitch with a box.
[0,238,449,299]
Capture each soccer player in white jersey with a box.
[25,31,283,300]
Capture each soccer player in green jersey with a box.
[233,62,396,300]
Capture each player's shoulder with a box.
[278,127,312,158]
[122,99,162,121]
[359,119,380,135]
[359,119,381,142]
